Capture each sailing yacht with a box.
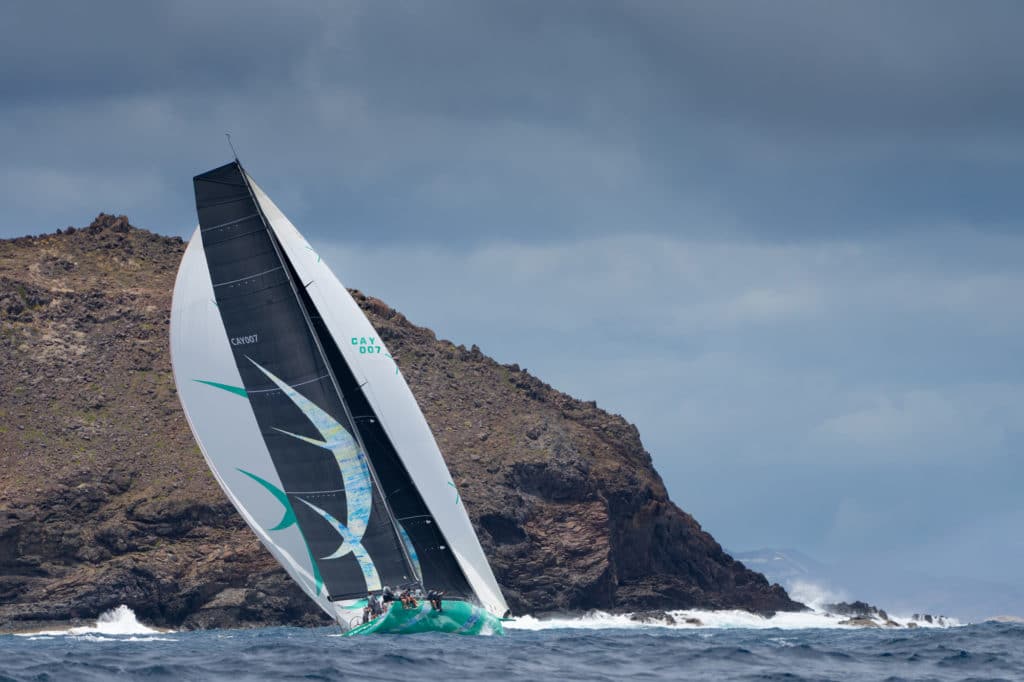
[170,160,508,635]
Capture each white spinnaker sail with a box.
[170,228,335,619]
[248,177,510,617]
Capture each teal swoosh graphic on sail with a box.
[297,497,382,592]
[193,379,248,398]
[236,468,296,531]
[246,358,375,565]
[233,469,323,596]
[194,381,324,595]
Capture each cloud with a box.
[5,2,1024,241]
[314,225,1024,574]
[0,166,166,232]
[3,0,1024,608]
[816,391,961,449]
[320,226,1024,343]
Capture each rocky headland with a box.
[822,601,953,629]
[0,214,802,631]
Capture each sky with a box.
[3,1,1022,619]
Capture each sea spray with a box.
[505,607,961,631]
[787,579,849,609]
[3,612,1009,681]
[15,605,169,638]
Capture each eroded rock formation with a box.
[0,215,800,630]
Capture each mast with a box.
[234,160,422,593]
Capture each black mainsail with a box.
[193,161,475,602]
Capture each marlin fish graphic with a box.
[246,358,381,591]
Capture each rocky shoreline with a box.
[0,215,802,631]
[822,601,954,629]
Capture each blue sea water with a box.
[2,609,1022,681]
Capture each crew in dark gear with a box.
[427,590,444,612]
[368,593,384,618]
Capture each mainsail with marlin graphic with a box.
[169,159,508,634]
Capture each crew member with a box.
[368,593,384,617]
[427,590,444,612]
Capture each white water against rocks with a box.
[507,607,960,631]
[3,606,1015,681]
[15,605,172,641]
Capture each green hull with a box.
[344,600,504,636]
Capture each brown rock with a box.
[0,216,802,631]
[839,617,882,628]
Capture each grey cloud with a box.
[3,1,1023,616]
[5,1,1024,243]
[315,227,1024,586]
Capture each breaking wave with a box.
[2,618,1017,681]
[16,605,174,640]
[506,606,960,631]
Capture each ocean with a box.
[2,606,1021,681]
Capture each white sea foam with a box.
[15,605,173,639]
[508,611,642,631]
[505,607,961,631]
[26,633,178,642]
[10,603,958,638]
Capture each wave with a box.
[10,603,961,639]
[505,607,961,631]
[15,605,173,639]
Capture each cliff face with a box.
[0,215,800,630]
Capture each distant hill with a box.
[732,549,835,592]
[733,547,1024,622]
[0,214,801,630]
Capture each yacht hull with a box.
[344,600,504,636]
